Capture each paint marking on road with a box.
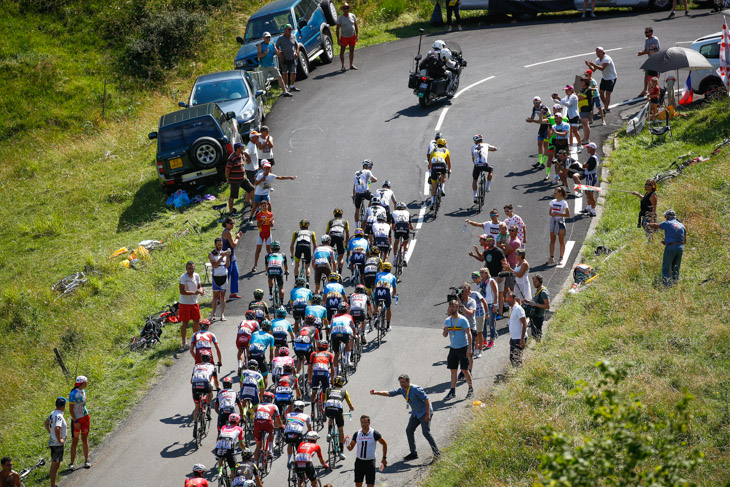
[524,48,622,68]
[415,206,427,230]
[453,75,495,99]
[608,96,646,109]
[556,240,576,269]
[423,172,430,196]
[404,238,417,263]
[434,107,450,132]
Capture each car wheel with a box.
[321,0,337,26]
[296,50,310,81]
[651,0,671,10]
[190,137,223,169]
[320,33,334,64]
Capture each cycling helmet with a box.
[305,431,320,442]
[370,196,381,205]
[473,134,483,143]
[312,294,322,304]
[241,449,253,461]
[396,201,406,210]
[433,40,446,51]
[333,376,345,387]
[362,159,373,168]
[228,413,241,425]
[376,213,386,222]
[222,377,233,389]
[278,346,291,357]
[299,219,310,229]
[333,208,343,217]
[247,360,259,371]
[370,248,380,256]
[382,262,393,272]
[192,464,206,475]
[262,391,275,403]
[245,310,257,320]
[253,289,264,300]
[436,138,447,147]
[275,306,287,318]
[304,314,316,325]
[293,400,305,412]
[321,234,331,244]
[200,351,212,363]
[199,319,211,330]
[295,277,306,287]
[355,284,367,294]
[533,96,542,103]
[439,48,451,62]
[328,273,342,283]
[382,180,391,188]
[260,320,272,332]
[354,227,364,236]
[434,132,442,140]
[337,302,349,313]
[317,339,329,351]
[271,240,281,251]
[283,363,295,374]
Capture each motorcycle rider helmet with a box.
[433,40,446,51]
[439,48,451,62]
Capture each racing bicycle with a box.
[476,169,488,213]
[310,387,326,430]
[259,429,275,476]
[19,458,45,486]
[129,303,179,351]
[271,272,288,308]
[326,412,352,469]
[195,393,213,448]
[295,256,311,288]
[393,232,415,278]
[374,299,388,349]
[215,448,241,487]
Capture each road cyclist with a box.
[293,315,320,374]
[305,295,329,338]
[362,248,383,292]
[289,278,313,331]
[236,311,259,374]
[293,431,329,487]
[273,362,301,420]
[271,308,295,356]
[271,345,296,385]
[291,220,315,284]
[252,392,283,470]
[322,273,346,323]
[346,228,369,284]
[308,340,335,418]
[369,213,392,260]
[428,137,451,208]
[265,240,288,305]
[471,134,498,205]
[214,413,246,474]
[238,360,265,425]
[353,160,377,226]
[426,131,446,160]
[247,320,275,387]
[324,375,355,463]
[231,448,263,487]
[373,180,397,221]
[391,202,414,271]
[185,464,209,487]
[312,235,337,294]
[190,319,222,366]
[325,208,350,274]
[191,352,219,439]
[214,377,244,431]
[282,400,313,467]
[349,284,372,344]
[329,302,355,375]
[362,197,386,237]
[248,289,270,324]
[373,262,397,332]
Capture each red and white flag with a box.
[718,16,730,96]
[679,72,693,105]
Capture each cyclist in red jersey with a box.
[293,315,320,373]
[307,341,335,416]
[184,464,209,487]
[253,391,283,466]
[236,311,259,373]
[294,431,329,487]
[190,320,222,365]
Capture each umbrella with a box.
[639,46,713,73]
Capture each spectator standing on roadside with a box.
[0,457,20,487]
[346,415,388,487]
[548,187,570,266]
[226,143,255,215]
[667,0,689,18]
[577,77,592,144]
[370,374,440,462]
[468,235,508,318]
[250,162,297,221]
[582,0,596,18]
[505,292,528,366]
[222,217,243,299]
[647,209,686,286]
[582,142,599,217]
[179,261,204,349]
[443,299,474,400]
[256,125,275,166]
[68,376,91,470]
[509,249,532,302]
[245,131,261,204]
[257,32,292,97]
[586,47,618,110]
[503,204,526,245]
[458,284,478,370]
[584,70,605,125]
[276,24,300,93]
[45,397,67,487]
[638,27,661,96]
[336,3,359,72]
[526,96,551,170]
[464,208,501,239]
[503,225,522,270]
[632,178,658,242]
[466,279,488,359]
[478,268,498,350]
[209,237,230,320]
[528,274,549,339]
[552,85,581,150]
[446,0,463,32]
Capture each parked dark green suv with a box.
[148,102,242,191]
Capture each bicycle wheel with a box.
[218,468,230,487]
[288,461,298,487]
[432,191,440,216]
[196,413,205,448]
[327,423,336,466]
[272,279,280,308]
[395,248,404,277]
[129,336,148,351]
[478,174,486,212]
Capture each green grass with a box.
[422,98,730,486]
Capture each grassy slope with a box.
[422,99,730,486]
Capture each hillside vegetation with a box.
[423,98,730,486]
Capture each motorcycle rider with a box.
[419,40,447,79]
[439,48,459,91]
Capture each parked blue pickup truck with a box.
[234,0,337,80]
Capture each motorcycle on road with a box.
[408,29,467,107]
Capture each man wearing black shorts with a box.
[585,47,618,109]
[347,415,388,487]
[442,300,473,401]
[275,24,300,93]
[326,208,350,273]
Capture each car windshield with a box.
[159,119,219,153]
[244,12,294,40]
[192,79,249,105]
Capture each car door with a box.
[294,0,320,55]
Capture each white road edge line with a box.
[453,75,495,99]
[556,241,576,268]
[524,48,623,68]
[423,172,430,196]
[415,206,427,230]
[434,107,450,132]
[574,193,583,215]
[404,238,417,264]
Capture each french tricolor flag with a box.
[679,72,693,105]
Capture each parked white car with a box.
[690,32,723,94]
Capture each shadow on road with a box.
[444,206,480,218]
[383,459,421,474]
[161,440,197,459]
[160,413,191,426]
[384,104,441,123]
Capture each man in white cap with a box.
[257,32,291,97]
[585,47,617,110]
[68,376,91,469]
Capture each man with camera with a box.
[443,299,473,401]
